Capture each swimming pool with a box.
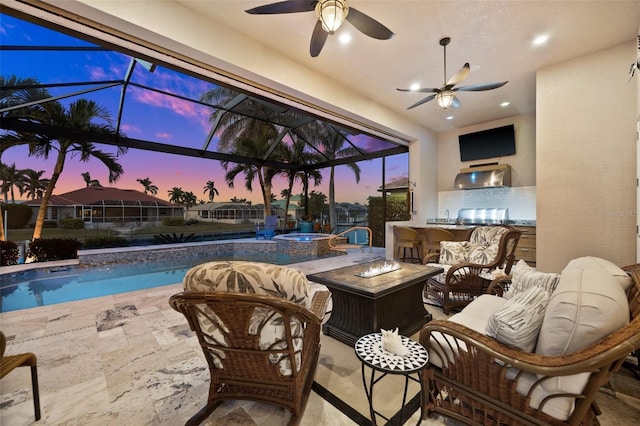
[0,251,321,312]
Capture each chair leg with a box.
[31,365,41,421]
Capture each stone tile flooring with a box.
[1,247,639,425]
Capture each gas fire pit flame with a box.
[357,261,401,278]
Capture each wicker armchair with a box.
[169,261,331,426]
[418,261,640,426]
[0,331,41,421]
[423,225,521,314]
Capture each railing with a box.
[328,226,372,253]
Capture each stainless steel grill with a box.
[455,208,509,225]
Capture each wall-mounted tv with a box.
[458,124,516,162]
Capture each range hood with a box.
[454,164,511,190]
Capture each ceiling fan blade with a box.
[455,81,508,92]
[310,20,328,57]
[346,7,394,40]
[445,63,471,88]
[407,94,436,110]
[397,87,439,93]
[450,95,461,109]
[245,1,316,14]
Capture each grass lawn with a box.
[6,222,256,243]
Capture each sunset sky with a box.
[0,13,408,205]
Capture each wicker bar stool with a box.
[393,226,422,263]
[0,331,41,421]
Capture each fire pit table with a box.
[307,261,442,346]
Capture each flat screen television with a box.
[458,124,516,162]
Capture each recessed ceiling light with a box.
[500,101,510,107]
[338,33,352,44]
[409,83,420,91]
[446,115,454,120]
[532,34,550,46]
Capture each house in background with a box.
[188,202,284,225]
[24,187,181,225]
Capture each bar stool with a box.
[393,226,422,263]
[422,227,455,260]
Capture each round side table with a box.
[355,333,429,426]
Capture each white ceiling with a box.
[178,1,639,134]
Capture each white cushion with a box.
[533,259,630,420]
[428,295,506,368]
[486,286,550,352]
[504,259,560,300]
[467,226,508,264]
[563,256,633,291]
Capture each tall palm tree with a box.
[203,180,219,202]
[182,191,198,218]
[220,126,283,218]
[137,177,158,195]
[22,169,50,200]
[201,86,294,218]
[81,171,101,187]
[1,98,127,239]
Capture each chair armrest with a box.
[486,274,512,296]
[420,318,640,376]
[310,290,331,321]
[422,252,440,265]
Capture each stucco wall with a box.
[536,41,638,272]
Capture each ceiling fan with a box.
[398,37,508,110]
[245,0,394,57]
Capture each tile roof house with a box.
[24,187,181,225]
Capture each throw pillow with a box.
[563,256,633,291]
[486,286,550,352]
[439,241,469,265]
[467,226,508,264]
[504,259,560,300]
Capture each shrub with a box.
[367,195,410,247]
[153,233,198,244]
[185,218,199,225]
[60,218,85,229]
[0,240,19,266]
[1,203,32,229]
[28,238,82,262]
[42,220,58,228]
[162,217,186,226]
[82,236,129,249]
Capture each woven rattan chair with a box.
[422,225,521,314]
[420,227,456,259]
[418,262,640,426]
[393,226,422,263]
[0,331,41,421]
[169,261,331,426]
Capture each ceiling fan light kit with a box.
[245,0,393,57]
[436,90,456,109]
[316,0,349,33]
[398,37,508,110]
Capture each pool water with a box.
[0,251,320,312]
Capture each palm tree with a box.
[81,171,101,187]
[137,177,158,195]
[168,187,184,204]
[22,169,50,200]
[182,191,198,218]
[220,126,283,218]
[320,129,361,232]
[0,162,25,203]
[1,98,127,239]
[203,180,219,202]
[201,86,293,218]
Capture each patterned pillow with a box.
[468,226,508,264]
[486,286,550,352]
[504,260,560,300]
[438,241,470,265]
